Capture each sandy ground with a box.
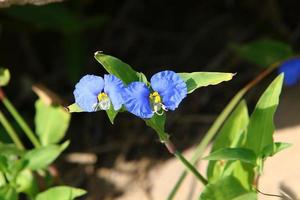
[103,86,300,200]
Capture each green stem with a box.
[164,140,207,186]
[166,63,279,200]
[0,110,25,150]
[174,150,208,185]
[1,96,40,148]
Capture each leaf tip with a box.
[94,51,103,57]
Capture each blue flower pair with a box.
[73,71,187,119]
[278,58,300,86]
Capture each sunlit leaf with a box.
[260,142,292,158]
[66,103,84,113]
[35,99,71,145]
[232,192,257,200]
[178,72,234,93]
[0,68,10,86]
[16,169,39,197]
[199,176,249,200]
[24,141,69,170]
[204,148,256,165]
[245,74,284,154]
[207,101,251,188]
[35,186,86,200]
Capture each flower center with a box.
[94,92,110,111]
[149,91,167,115]
[150,91,161,104]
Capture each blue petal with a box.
[123,82,153,119]
[104,74,125,111]
[278,58,300,86]
[150,70,187,110]
[73,75,104,112]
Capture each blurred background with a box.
[1,0,300,199]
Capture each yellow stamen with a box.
[97,92,108,102]
[149,91,161,104]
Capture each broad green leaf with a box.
[35,186,86,200]
[232,192,257,200]
[210,100,249,151]
[24,141,69,170]
[94,52,140,84]
[236,39,293,67]
[0,185,17,200]
[222,161,254,190]
[199,176,248,200]
[145,114,169,142]
[16,169,38,197]
[207,101,250,187]
[35,99,71,145]
[66,103,84,113]
[0,68,10,87]
[204,148,256,165]
[178,72,234,93]
[260,142,292,158]
[245,74,284,154]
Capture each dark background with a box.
[0,0,300,199]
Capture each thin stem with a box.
[256,188,290,199]
[166,63,279,200]
[0,110,25,150]
[164,140,207,185]
[0,89,40,148]
[174,150,208,185]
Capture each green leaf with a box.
[35,186,86,200]
[178,72,234,93]
[0,68,10,87]
[35,99,71,145]
[260,142,292,158]
[94,52,140,84]
[199,176,249,200]
[16,169,39,197]
[210,100,249,152]
[24,141,69,170]
[245,74,284,154]
[66,103,84,113]
[236,39,293,67]
[204,148,256,165]
[207,101,251,188]
[232,192,257,200]
[0,185,17,200]
[145,114,169,142]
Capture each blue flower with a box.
[123,70,187,118]
[278,58,300,86]
[122,82,153,118]
[73,74,124,112]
